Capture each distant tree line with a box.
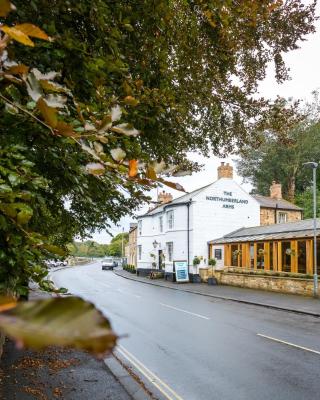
[68,233,129,258]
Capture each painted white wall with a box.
[191,178,260,272]
[137,177,260,274]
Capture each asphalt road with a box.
[52,262,320,400]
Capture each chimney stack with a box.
[158,190,173,204]
[217,162,233,179]
[270,181,282,200]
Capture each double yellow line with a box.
[117,345,184,400]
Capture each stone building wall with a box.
[260,208,302,226]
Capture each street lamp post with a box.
[303,162,318,298]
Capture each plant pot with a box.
[207,277,217,286]
[190,274,201,283]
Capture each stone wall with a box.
[260,208,302,226]
[215,271,314,296]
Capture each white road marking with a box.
[257,333,320,355]
[159,303,210,320]
[117,345,184,400]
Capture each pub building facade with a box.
[136,162,302,280]
[208,219,320,275]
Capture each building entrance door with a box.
[158,250,163,270]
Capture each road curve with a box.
[52,262,320,400]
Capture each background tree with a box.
[106,233,129,258]
[237,97,320,202]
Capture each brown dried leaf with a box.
[6,64,29,75]
[0,0,14,17]
[37,97,58,128]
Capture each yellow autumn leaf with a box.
[0,25,35,47]
[37,97,58,128]
[146,166,157,180]
[14,23,49,40]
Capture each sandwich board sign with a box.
[174,260,189,283]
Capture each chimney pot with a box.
[158,191,173,204]
[217,162,233,179]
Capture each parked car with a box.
[102,258,117,270]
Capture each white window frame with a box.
[159,216,163,233]
[167,210,174,230]
[138,245,142,260]
[278,212,288,224]
[166,242,173,262]
[138,220,142,235]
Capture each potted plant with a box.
[191,256,201,283]
[193,256,201,267]
[208,258,217,285]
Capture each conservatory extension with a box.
[209,219,320,275]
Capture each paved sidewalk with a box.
[0,287,152,400]
[115,269,320,317]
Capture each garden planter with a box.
[207,277,217,285]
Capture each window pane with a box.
[250,243,254,269]
[231,244,238,267]
[214,249,222,260]
[278,212,288,224]
[159,216,163,232]
[166,242,173,262]
[269,243,273,271]
[257,243,265,269]
[282,241,291,272]
[298,241,307,274]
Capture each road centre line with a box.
[257,333,320,355]
[159,303,210,320]
[117,288,141,298]
[117,345,184,400]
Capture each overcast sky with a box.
[91,4,320,243]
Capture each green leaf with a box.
[0,296,117,355]
[16,204,33,225]
[42,244,66,256]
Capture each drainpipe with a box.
[275,204,278,224]
[187,199,192,275]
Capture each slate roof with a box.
[252,194,302,211]
[209,219,320,244]
[138,181,302,218]
[139,183,212,217]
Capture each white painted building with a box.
[136,163,262,280]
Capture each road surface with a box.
[52,262,320,400]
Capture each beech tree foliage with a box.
[0,1,317,352]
